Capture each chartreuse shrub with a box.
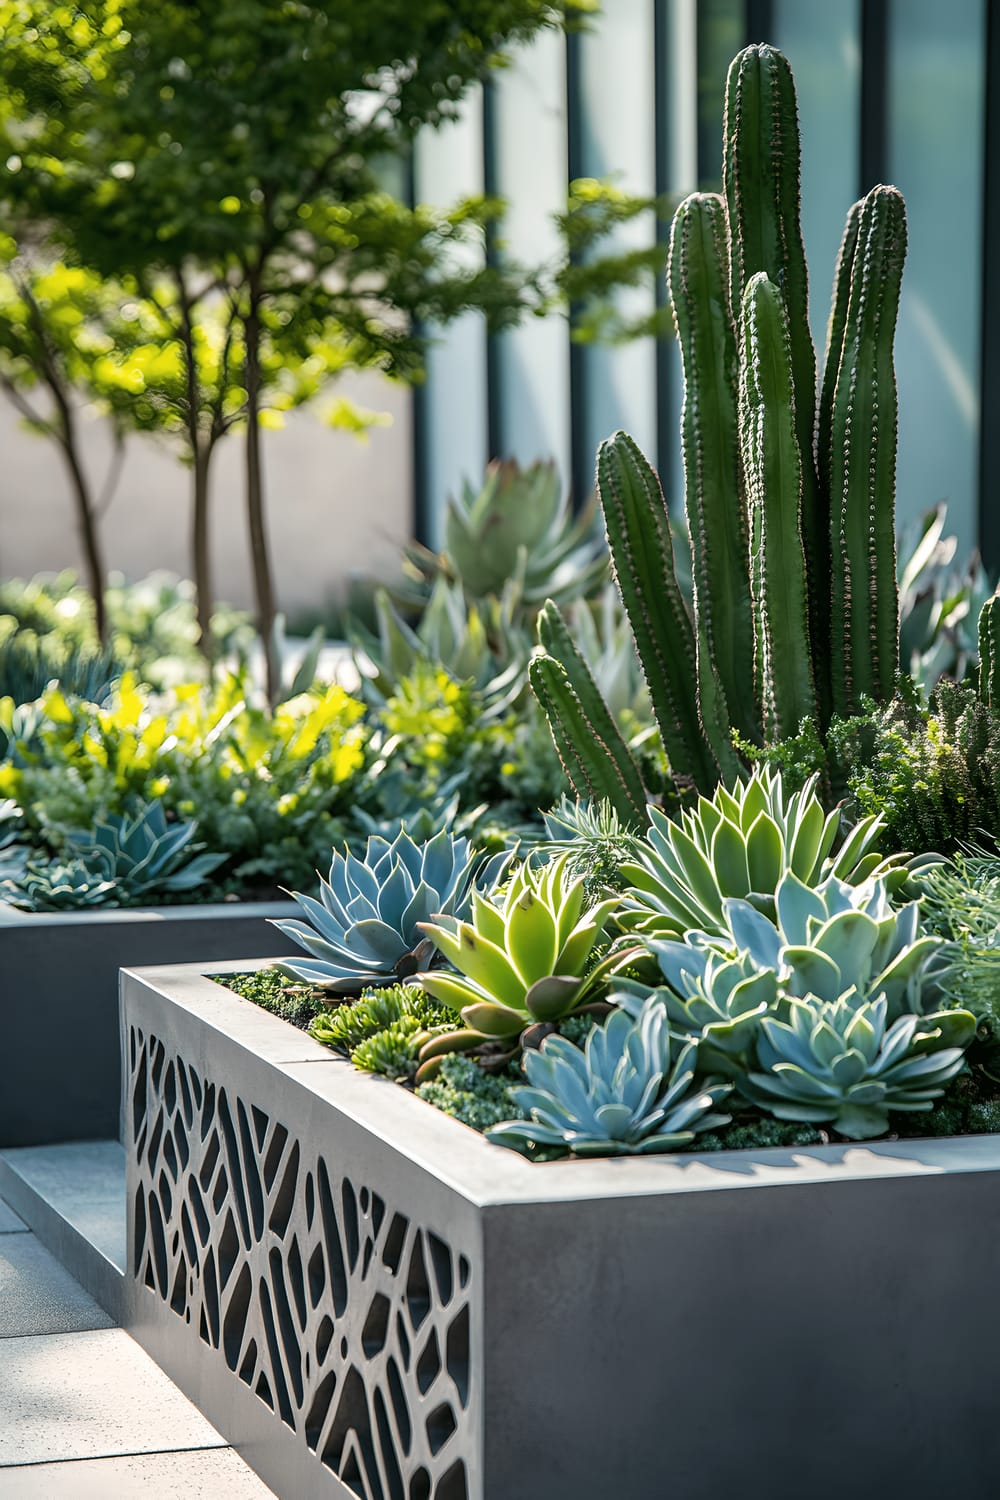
[0,673,372,897]
[531,43,907,815]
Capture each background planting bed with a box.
[121,961,1000,1500]
[0,902,295,1146]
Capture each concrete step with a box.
[0,1140,125,1321]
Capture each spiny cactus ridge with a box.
[531,42,906,797]
[978,594,1000,710]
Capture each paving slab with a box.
[0,1330,227,1466]
[0,1141,126,1267]
[0,1235,113,1337]
[0,1447,276,1497]
[0,1200,26,1234]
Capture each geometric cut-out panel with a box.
[128,1025,474,1500]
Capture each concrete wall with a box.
[0,369,413,616]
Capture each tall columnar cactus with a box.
[532,42,906,800]
[979,595,1000,710]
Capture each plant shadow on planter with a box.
[121,961,1000,1500]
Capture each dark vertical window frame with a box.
[980,0,1000,570]
[565,25,590,509]
[481,77,503,464]
[405,151,432,546]
[859,0,889,193]
[653,0,676,504]
[743,0,774,47]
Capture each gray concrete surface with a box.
[0,1235,113,1338]
[0,1193,274,1497]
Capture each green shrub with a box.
[837,681,1000,854]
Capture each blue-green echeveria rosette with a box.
[487,996,732,1158]
[270,827,509,993]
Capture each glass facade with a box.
[413,0,993,564]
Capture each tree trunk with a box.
[57,409,108,646]
[176,278,217,663]
[191,444,215,661]
[243,284,280,704]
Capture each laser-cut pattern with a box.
[128,1024,474,1500]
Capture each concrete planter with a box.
[0,902,295,1147]
[121,961,1000,1500]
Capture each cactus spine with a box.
[532,43,906,800]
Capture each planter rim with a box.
[0,899,296,930]
[125,960,1000,1211]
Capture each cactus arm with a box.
[597,431,732,791]
[827,185,907,714]
[723,45,816,483]
[979,595,1000,709]
[818,200,862,508]
[668,192,757,745]
[739,273,817,740]
[536,599,648,813]
[724,44,827,716]
[528,654,647,827]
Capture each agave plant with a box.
[620,767,905,939]
[5,858,116,911]
[741,995,975,1140]
[897,505,992,693]
[0,799,27,883]
[486,997,731,1158]
[351,576,529,716]
[416,853,621,1046]
[272,829,509,993]
[402,460,608,612]
[61,800,226,900]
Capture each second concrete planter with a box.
[0,902,296,1146]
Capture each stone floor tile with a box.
[0,1330,227,1466]
[0,1235,113,1338]
[0,1447,276,1498]
[0,1200,26,1234]
[0,1141,126,1268]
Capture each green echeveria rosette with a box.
[487,996,732,1158]
[271,828,508,994]
[415,852,621,1053]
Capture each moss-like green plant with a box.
[215,968,325,1030]
[415,1054,523,1133]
